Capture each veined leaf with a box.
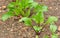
[1,12,14,21]
[46,16,58,24]
[8,2,15,8]
[32,12,44,24]
[34,5,48,12]
[36,35,39,38]
[16,0,19,4]
[25,9,30,17]
[28,0,34,3]
[50,24,57,33]
[44,35,49,38]
[29,2,38,8]
[19,17,32,26]
[33,26,42,32]
[52,34,58,38]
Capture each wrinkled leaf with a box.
[28,0,34,3]
[1,12,14,21]
[34,5,48,12]
[30,2,38,8]
[36,35,39,38]
[44,35,49,38]
[19,17,32,26]
[25,9,30,17]
[8,2,15,8]
[46,16,58,24]
[52,34,58,38]
[50,24,57,33]
[32,12,44,24]
[33,26,42,32]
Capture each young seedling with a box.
[19,2,58,38]
[19,14,58,38]
[1,0,58,38]
[1,0,38,21]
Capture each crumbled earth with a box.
[0,0,60,38]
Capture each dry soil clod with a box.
[58,26,60,32]
[2,5,6,10]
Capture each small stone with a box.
[49,7,52,9]
[29,33,31,35]
[44,0,47,1]
[0,7,1,10]
[7,28,10,31]
[55,8,58,10]
[58,26,60,31]
[2,31,4,32]
[2,5,6,10]
[0,10,2,12]
[10,29,13,32]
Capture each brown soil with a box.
[0,0,60,38]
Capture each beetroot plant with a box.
[1,0,58,38]
[1,0,38,21]
[19,15,58,38]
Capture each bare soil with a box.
[0,0,60,38]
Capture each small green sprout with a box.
[1,0,37,21]
[19,0,58,38]
[1,0,58,38]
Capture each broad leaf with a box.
[25,9,30,17]
[46,16,58,24]
[44,35,49,38]
[32,12,44,24]
[33,26,42,32]
[8,2,15,9]
[1,12,14,21]
[28,0,34,3]
[30,2,38,8]
[52,34,58,38]
[34,5,48,12]
[19,17,32,26]
[36,35,39,38]
[50,24,57,33]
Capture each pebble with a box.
[0,10,1,12]
[0,7,2,10]
[58,26,60,31]
[7,28,10,31]
[55,8,58,10]
[2,5,6,10]
[49,7,52,9]
[10,29,13,32]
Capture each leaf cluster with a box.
[1,0,58,38]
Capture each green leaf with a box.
[16,0,19,4]
[34,5,48,12]
[32,12,44,24]
[25,9,30,17]
[30,2,38,8]
[52,34,58,38]
[28,0,34,3]
[14,8,21,16]
[44,35,49,38]
[42,5,48,12]
[1,12,14,21]
[50,24,57,33]
[33,26,42,32]
[36,35,39,38]
[8,2,15,8]
[46,16,58,24]
[19,17,32,26]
